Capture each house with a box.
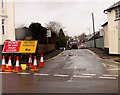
[15,27,30,40]
[0,0,15,47]
[101,22,109,51]
[104,1,120,54]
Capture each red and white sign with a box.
[2,41,21,53]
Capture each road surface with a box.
[1,49,119,93]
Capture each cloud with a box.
[15,1,119,36]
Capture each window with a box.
[1,0,4,8]
[2,19,5,34]
[115,7,120,19]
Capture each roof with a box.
[101,21,108,27]
[104,1,120,12]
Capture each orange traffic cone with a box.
[39,54,44,67]
[13,56,21,72]
[0,55,6,71]
[4,56,13,72]
[31,56,39,71]
[28,55,33,67]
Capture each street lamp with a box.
[87,28,91,35]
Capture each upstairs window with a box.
[115,7,120,19]
[1,0,4,8]
[2,19,5,35]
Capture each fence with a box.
[37,44,56,54]
[85,37,104,49]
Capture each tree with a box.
[29,22,41,40]
[45,21,64,35]
[78,33,87,43]
[29,22,47,44]
[57,29,67,48]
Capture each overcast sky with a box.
[14,0,119,37]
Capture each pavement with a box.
[88,48,120,64]
[44,50,63,60]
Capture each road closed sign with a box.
[19,41,37,53]
[2,41,21,53]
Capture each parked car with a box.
[80,43,86,49]
[59,47,66,50]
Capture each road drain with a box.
[76,68,86,71]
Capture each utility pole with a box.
[92,13,96,48]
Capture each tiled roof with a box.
[104,1,120,12]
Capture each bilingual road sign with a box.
[2,41,21,53]
[19,41,37,53]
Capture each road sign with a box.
[2,41,21,53]
[47,30,51,37]
[19,41,37,53]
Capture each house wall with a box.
[0,0,15,45]
[37,44,55,54]
[103,24,109,48]
[107,9,119,54]
[118,21,120,54]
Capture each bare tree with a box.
[78,33,87,43]
[45,21,65,34]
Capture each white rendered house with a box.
[0,0,15,46]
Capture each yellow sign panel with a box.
[19,41,37,53]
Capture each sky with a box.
[14,0,119,37]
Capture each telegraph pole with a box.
[92,13,96,48]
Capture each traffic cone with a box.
[0,55,6,71]
[28,54,33,67]
[4,56,13,72]
[31,56,39,71]
[13,56,21,72]
[39,54,44,67]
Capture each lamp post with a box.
[92,13,96,48]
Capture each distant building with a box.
[15,27,30,40]
[0,0,15,46]
[104,1,120,54]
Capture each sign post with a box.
[47,30,51,53]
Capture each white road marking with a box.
[17,72,30,75]
[109,65,118,68]
[99,76,116,80]
[103,74,118,77]
[0,72,12,74]
[67,77,73,82]
[34,73,49,76]
[73,75,91,78]
[82,74,96,76]
[53,74,69,77]
[102,63,107,68]
[75,66,77,70]
[107,68,120,71]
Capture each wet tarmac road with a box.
[2,49,119,93]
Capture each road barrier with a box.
[39,54,44,67]
[28,54,33,67]
[0,55,6,71]
[4,56,13,72]
[30,56,39,71]
[13,56,21,72]
[0,54,45,72]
